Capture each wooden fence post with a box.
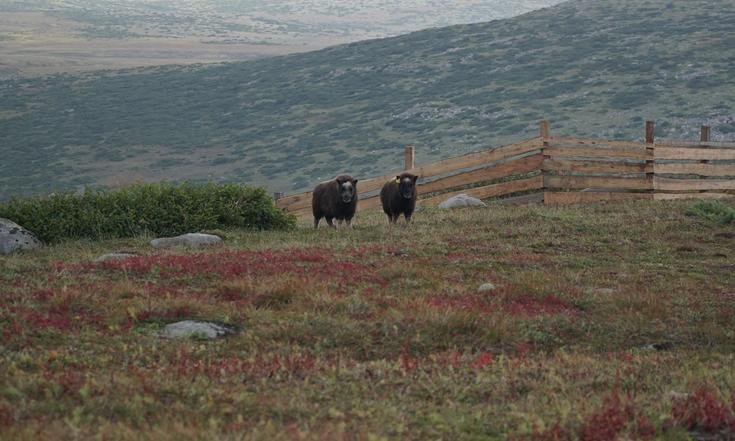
[645,120,656,194]
[645,121,656,144]
[540,120,550,204]
[404,145,415,170]
[700,125,710,143]
[539,120,550,144]
[699,126,711,164]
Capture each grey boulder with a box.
[0,218,42,255]
[161,321,235,339]
[438,194,487,209]
[478,282,497,292]
[95,253,138,263]
[150,233,223,249]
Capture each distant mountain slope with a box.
[1,0,734,197]
[0,0,563,77]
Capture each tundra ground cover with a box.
[1,200,734,440]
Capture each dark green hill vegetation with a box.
[1,0,734,197]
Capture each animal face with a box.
[337,177,357,203]
[396,174,418,199]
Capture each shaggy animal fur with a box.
[380,172,418,224]
[312,174,359,229]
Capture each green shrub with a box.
[685,200,735,225]
[0,182,295,243]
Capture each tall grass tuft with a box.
[685,200,735,225]
[0,182,295,243]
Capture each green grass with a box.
[1,200,734,439]
[685,200,735,225]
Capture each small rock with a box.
[150,233,223,249]
[161,321,235,339]
[0,218,42,255]
[585,287,615,296]
[669,391,689,400]
[95,253,138,263]
[478,283,497,292]
[641,341,675,352]
[438,194,487,209]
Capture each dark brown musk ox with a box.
[312,174,359,229]
[380,172,418,225]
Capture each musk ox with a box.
[312,174,359,229]
[380,172,418,224]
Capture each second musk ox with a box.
[312,174,359,229]
[380,172,418,224]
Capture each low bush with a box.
[685,200,735,225]
[0,182,295,243]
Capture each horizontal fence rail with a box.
[276,120,735,217]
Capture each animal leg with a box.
[314,216,321,229]
[345,218,353,229]
[326,217,336,228]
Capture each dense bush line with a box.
[0,182,295,243]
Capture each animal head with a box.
[335,175,358,203]
[395,173,418,199]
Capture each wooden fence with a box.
[276,120,735,217]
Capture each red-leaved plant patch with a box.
[670,386,735,435]
[0,404,14,426]
[578,393,656,441]
[161,350,319,381]
[16,303,105,332]
[64,249,382,287]
[426,290,578,317]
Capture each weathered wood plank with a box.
[654,192,735,201]
[357,138,542,195]
[419,176,544,206]
[544,147,652,160]
[276,192,311,211]
[654,178,735,191]
[278,139,541,212]
[544,191,653,204]
[544,175,652,190]
[655,163,735,176]
[543,158,652,174]
[358,195,382,211]
[655,140,735,147]
[654,147,735,160]
[419,154,542,194]
[291,207,313,219]
[549,137,649,149]
[492,192,545,205]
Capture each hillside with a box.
[0,0,561,78]
[1,200,734,439]
[1,0,734,198]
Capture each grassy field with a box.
[1,200,734,440]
